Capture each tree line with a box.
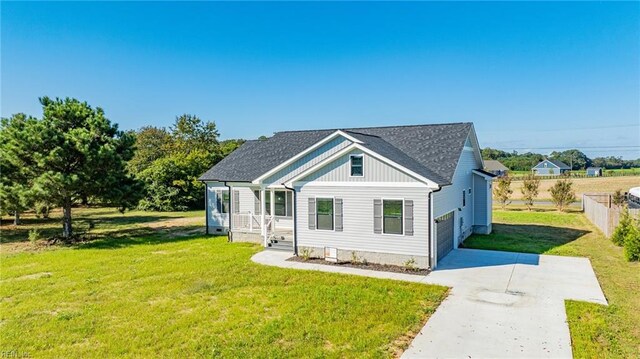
[482,148,640,171]
[0,97,243,240]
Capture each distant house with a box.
[484,160,509,177]
[532,159,571,176]
[586,167,603,177]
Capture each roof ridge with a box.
[274,122,471,135]
[342,130,382,138]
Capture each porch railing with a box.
[231,212,270,233]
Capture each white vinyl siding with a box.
[263,136,351,185]
[206,182,229,229]
[296,185,430,256]
[301,150,420,183]
[433,136,482,246]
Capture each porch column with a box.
[261,187,267,246]
[270,189,276,234]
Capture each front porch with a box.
[205,184,294,251]
[230,212,294,250]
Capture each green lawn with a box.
[464,209,640,358]
[1,207,204,251]
[0,210,447,358]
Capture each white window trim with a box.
[315,196,335,231]
[349,154,364,177]
[264,190,293,219]
[381,198,405,236]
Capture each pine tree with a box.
[0,114,39,224]
[31,97,141,240]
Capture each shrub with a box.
[612,189,626,207]
[404,257,417,271]
[611,206,632,246]
[623,218,640,261]
[34,201,52,219]
[300,248,312,261]
[550,179,576,211]
[28,229,41,244]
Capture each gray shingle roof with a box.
[199,122,474,186]
[484,160,509,171]
[534,159,570,169]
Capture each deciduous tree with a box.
[127,126,173,174]
[549,179,576,212]
[494,176,513,210]
[520,174,540,211]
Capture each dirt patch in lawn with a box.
[287,256,430,276]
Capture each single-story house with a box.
[199,122,495,269]
[532,159,571,176]
[586,167,603,177]
[484,160,509,177]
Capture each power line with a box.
[483,124,640,133]
[496,145,640,150]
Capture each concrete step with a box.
[267,240,293,251]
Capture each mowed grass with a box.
[1,208,204,252]
[0,211,448,358]
[464,209,640,357]
[508,175,640,200]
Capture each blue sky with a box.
[2,2,639,158]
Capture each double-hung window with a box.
[383,199,403,234]
[217,191,230,214]
[316,198,334,230]
[264,190,293,217]
[350,154,364,177]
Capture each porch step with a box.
[267,239,293,251]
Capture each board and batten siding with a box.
[296,185,430,257]
[301,150,420,183]
[433,142,481,246]
[262,136,351,185]
[473,174,488,225]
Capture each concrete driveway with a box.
[252,248,607,358]
[402,249,607,359]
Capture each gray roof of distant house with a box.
[534,159,571,169]
[484,160,509,171]
[586,167,602,170]
[199,122,474,186]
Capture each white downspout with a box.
[261,187,266,246]
[270,189,276,236]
